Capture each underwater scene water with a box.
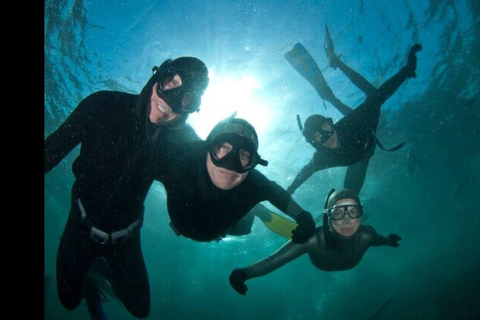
[44,1,480,319]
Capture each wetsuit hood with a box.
[297,114,335,147]
[135,57,209,123]
[326,188,361,209]
[206,116,268,173]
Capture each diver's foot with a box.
[405,44,422,78]
[324,23,339,69]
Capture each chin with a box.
[214,181,236,190]
[340,228,359,237]
[211,175,234,190]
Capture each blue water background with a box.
[45,1,480,319]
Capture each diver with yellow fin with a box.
[284,23,422,194]
[157,115,316,244]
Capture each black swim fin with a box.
[85,277,109,320]
[324,22,339,69]
[284,43,335,108]
[252,204,297,239]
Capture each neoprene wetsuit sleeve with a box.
[243,235,316,280]
[287,158,319,194]
[363,226,394,247]
[257,172,303,220]
[44,93,96,174]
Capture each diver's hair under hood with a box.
[136,56,209,120]
[322,188,361,249]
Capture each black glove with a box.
[388,234,402,247]
[291,211,316,244]
[229,268,248,295]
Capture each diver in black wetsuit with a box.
[285,24,422,195]
[44,57,209,318]
[158,116,316,243]
[229,188,401,295]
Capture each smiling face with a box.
[148,75,183,125]
[206,142,250,190]
[330,198,361,237]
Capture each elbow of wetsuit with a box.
[291,211,316,244]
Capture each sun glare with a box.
[187,71,272,139]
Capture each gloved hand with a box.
[387,234,402,247]
[291,211,316,244]
[229,268,248,295]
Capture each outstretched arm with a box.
[229,236,314,295]
[286,159,319,195]
[370,233,401,247]
[44,94,97,174]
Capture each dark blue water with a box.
[44,1,480,319]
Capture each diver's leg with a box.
[227,210,256,236]
[324,24,377,96]
[321,85,353,116]
[343,157,371,195]
[333,57,377,97]
[285,43,352,116]
[372,44,422,106]
[56,211,96,310]
[106,234,150,319]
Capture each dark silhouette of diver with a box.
[285,24,422,195]
[229,188,401,295]
[44,57,209,318]
[158,115,316,244]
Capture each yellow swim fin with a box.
[251,204,298,239]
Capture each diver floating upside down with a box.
[285,24,422,195]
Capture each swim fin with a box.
[284,43,335,106]
[85,277,109,320]
[252,204,298,239]
[324,22,340,69]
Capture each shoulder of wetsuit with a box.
[79,90,138,113]
[85,90,137,103]
[245,168,270,185]
[358,225,377,240]
[178,123,202,142]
